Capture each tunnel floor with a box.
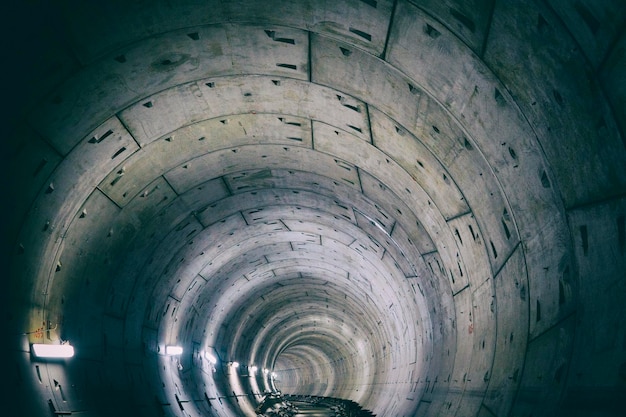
[256,395,376,417]
[292,402,337,416]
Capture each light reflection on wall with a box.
[227,362,257,416]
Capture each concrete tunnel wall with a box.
[2,0,625,416]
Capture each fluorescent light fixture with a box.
[250,365,258,374]
[165,345,183,355]
[231,361,239,368]
[206,352,217,365]
[32,343,74,358]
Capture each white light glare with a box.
[206,352,217,365]
[271,372,277,379]
[165,345,183,355]
[32,343,74,358]
[250,365,258,375]
[263,368,269,374]
[231,361,240,368]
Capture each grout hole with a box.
[540,170,551,188]
[33,158,49,176]
[495,88,505,105]
[349,27,372,41]
[424,23,441,39]
[553,89,564,106]
[112,147,126,159]
[502,218,511,240]
[89,129,114,144]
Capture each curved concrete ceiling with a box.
[3,1,626,416]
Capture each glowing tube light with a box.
[250,365,258,375]
[32,343,74,358]
[231,361,240,368]
[165,345,183,355]
[206,352,217,365]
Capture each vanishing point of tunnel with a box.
[3,1,626,416]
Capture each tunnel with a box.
[3,1,626,416]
